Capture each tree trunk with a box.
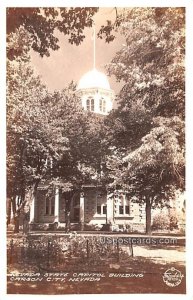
[11,197,19,233]
[7,198,12,227]
[65,198,72,232]
[11,193,27,233]
[146,197,152,235]
[65,212,71,232]
[13,213,20,233]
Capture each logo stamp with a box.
[163,267,184,287]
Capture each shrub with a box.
[169,212,178,230]
[152,212,170,230]
[152,211,179,231]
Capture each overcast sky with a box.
[30,8,125,94]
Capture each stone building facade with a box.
[29,185,185,232]
[29,185,146,232]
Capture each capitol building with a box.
[28,30,148,233]
[77,68,114,115]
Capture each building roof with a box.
[77,68,111,90]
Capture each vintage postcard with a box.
[3,2,191,297]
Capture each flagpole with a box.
[93,24,96,69]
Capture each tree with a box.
[106,8,184,120]
[7,7,98,60]
[7,34,108,231]
[104,8,185,233]
[47,90,111,230]
[7,45,71,231]
[108,117,184,233]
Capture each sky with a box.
[30,8,125,94]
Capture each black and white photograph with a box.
[4,4,189,296]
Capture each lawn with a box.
[7,233,186,294]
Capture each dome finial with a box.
[92,24,96,69]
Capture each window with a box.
[125,205,130,214]
[97,204,106,215]
[99,98,106,113]
[51,204,55,215]
[45,196,55,215]
[103,205,107,215]
[86,97,95,111]
[45,198,49,215]
[91,98,94,111]
[97,206,101,214]
[96,191,106,215]
[119,205,124,215]
[115,194,130,216]
[86,98,90,110]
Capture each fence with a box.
[7,235,133,271]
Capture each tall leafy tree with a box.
[7,32,108,232]
[104,8,185,233]
[106,117,184,233]
[6,27,73,231]
[7,56,57,231]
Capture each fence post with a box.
[27,239,32,262]
[9,239,14,264]
[47,239,51,268]
[86,239,89,259]
[117,238,119,262]
[20,238,25,263]
[130,240,134,257]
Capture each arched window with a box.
[114,194,130,216]
[91,98,94,111]
[86,97,95,111]
[45,194,55,215]
[99,98,106,113]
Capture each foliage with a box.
[44,90,110,187]
[7,53,69,199]
[151,211,178,231]
[103,8,185,233]
[169,213,179,230]
[106,7,185,145]
[107,118,184,191]
[151,212,170,230]
[7,7,98,60]
[6,29,108,231]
